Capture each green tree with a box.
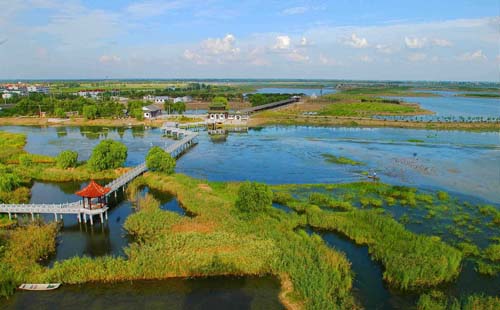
[128,100,145,120]
[82,105,98,120]
[235,182,273,214]
[56,150,78,169]
[210,96,228,110]
[173,102,186,114]
[87,140,127,171]
[145,146,176,174]
[54,108,66,118]
[164,100,174,114]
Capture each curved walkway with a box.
[0,126,198,224]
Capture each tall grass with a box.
[307,208,463,289]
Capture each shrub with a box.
[83,105,98,120]
[54,108,66,118]
[437,191,449,201]
[0,173,21,192]
[18,154,33,167]
[235,182,273,214]
[145,146,176,174]
[56,150,78,169]
[87,140,127,171]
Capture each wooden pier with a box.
[0,127,198,225]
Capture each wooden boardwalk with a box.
[0,127,198,225]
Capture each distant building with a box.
[27,86,50,94]
[154,96,170,104]
[2,93,13,100]
[173,96,192,103]
[142,104,162,119]
[77,89,105,99]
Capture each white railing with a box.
[0,128,198,215]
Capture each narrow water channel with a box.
[3,277,284,310]
[30,182,183,265]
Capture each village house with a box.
[142,104,163,119]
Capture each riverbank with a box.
[249,111,500,131]
[0,116,204,128]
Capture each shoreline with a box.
[248,114,500,131]
[1,114,499,131]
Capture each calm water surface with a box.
[2,125,499,308]
[3,277,283,310]
[383,90,500,120]
[254,87,336,96]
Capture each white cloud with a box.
[458,50,487,61]
[281,6,308,15]
[273,35,291,50]
[183,49,206,64]
[99,55,121,64]
[405,37,427,49]
[201,34,240,55]
[300,37,309,46]
[432,38,453,47]
[287,50,309,62]
[408,53,427,62]
[375,44,396,54]
[184,34,240,64]
[345,33,368,48]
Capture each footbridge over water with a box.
[0,127,198,225]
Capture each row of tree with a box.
[247,93,301,107]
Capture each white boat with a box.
[19,283,61,291]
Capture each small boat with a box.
[367,175,380,181]
[19,283,61,291]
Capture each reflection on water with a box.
[3,277,284,310]
[3,125,498,203]
[255,87,337,96]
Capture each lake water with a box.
[3,277,283,310]
[254,87,336,96]
[1,125,499,308]
[381,90,500,121]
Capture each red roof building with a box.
[76,180,110,209]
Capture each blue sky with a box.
[1,0,499,80]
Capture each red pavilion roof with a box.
[75,180,111,198]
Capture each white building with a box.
[78,89,104,99]
[154,96,171,104]
[173,96,193,103]
[2,93,13,99]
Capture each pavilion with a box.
[76,180,110,209]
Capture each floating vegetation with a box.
[321,153,364,166]
[407,139,424,143]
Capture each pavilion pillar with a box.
[99,213,104,223]
[89,215,94,226]
[77,213,81,223]
[105,211,108,220]
[60,214,63,220]
[8,213,11,220]
[54,213,57,221]
[31,213,34,221]
[83,214,87,223]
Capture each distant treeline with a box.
[247,93,301,107]
[360,98,401,104]
[0,93,124,119]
